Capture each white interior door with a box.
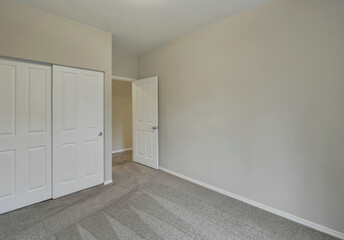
[53,65,104,198]
[0,58,52,214]
[132,76,159,169]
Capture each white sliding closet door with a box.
[53,65,104,198]
[0,58,52,214]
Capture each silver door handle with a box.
[152,126,158,130]
[99,132,103,136]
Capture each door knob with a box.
[98,132,103,136]
[152,126,158,130]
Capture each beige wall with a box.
[139,0,344,234]
[0,0,113,182]
[112,81,132,152]
[112,51,136,152]
[112,50,138,79]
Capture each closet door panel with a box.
[0,64,16,136]
[0,58,51,214]
[53,65,104,198]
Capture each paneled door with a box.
[0,58,52,214]
[53,65,104,198]
[132,77,159,169]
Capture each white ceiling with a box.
[11,0,270,54]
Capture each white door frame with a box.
[112,75,136,82]
[112,75,136,157]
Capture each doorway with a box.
[112,79,133,165]
[112,76,159,170]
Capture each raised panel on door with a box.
[83,75,97,129]
[28,146,47,191]
[0,57,51,214]
[145,82,153,124]
[62,72,78,131]
[0,63,16,136]
[53,65,104,199]
[136,81,144,123]
[136,130,144,157]
[27,67,47,133]
[61,143,78,183]
[84,140,97,177]
[146,131,154,159]
[0,150,16,200]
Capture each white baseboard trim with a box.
[159,167,344,239]
[112,148,132,154]
[104,179,113,185]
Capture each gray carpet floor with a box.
[0,156,340,240]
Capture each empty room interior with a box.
[0,0,343,239]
